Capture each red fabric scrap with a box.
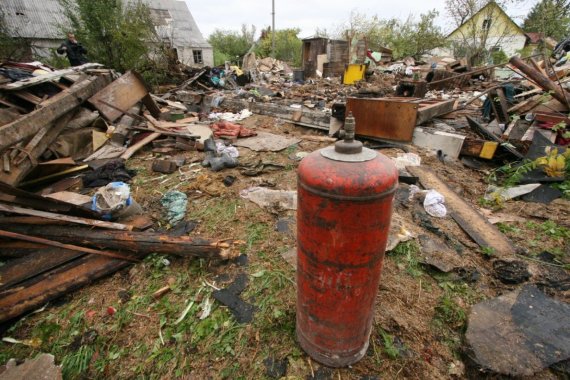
[210,120,257,138]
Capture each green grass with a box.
[480,246,495,257]
[379,329,400,359]
[388,240,423,278]
[187,197,239,233]
[496,222,522,235]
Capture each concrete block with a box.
[412,127,466,159]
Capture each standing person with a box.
[57,32,88,66]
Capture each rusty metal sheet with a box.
[346,97,418,142]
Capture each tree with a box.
[208,24,256,65]
[523,0,570,41]
[333,10,447,60]
[398,10,448,58]
[58,0,164,73]
[255,28,303,67]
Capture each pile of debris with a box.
[0,64,246,324]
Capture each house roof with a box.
[447,1,525,38]
[1,0,211,49]
[143,0,211,49]
[525,32,544,44]
[2,0,68,40]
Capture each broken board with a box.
[407,166,516,256]
[234,131,301,152]
[89,71,160,122]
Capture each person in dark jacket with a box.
[57,33,88,66]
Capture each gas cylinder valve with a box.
[320,112,376,162]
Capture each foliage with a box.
[379,329,401,359]
[208,24,256,65]
[388,240,423,277]
[255,28,303,67]
[491,49,508,63]
[58,0,167,77]
[491,147,570,190]
[535,146,570,177]
[335,10,447,60]
[523,0,570,41]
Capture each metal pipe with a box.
[271,0,275,58]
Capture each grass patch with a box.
[388,240,423,278]
[496,222,521,235]
[379,329,400,359]
[188,197,239,233]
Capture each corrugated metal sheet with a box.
[2,0,68,40]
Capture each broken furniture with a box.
[346,97,456,142]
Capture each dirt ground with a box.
[0,114,569,379]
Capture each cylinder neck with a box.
[335,112,363,155]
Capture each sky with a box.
[186,0,537,40]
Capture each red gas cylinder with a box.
[296,113,398,367]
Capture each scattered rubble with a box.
[0,47,568,379]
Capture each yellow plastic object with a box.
[480,141,498,159]
[343,64,366,85]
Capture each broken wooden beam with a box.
[0,63,103,91]
[0,253,130,324]
[509,56,570,107]
[4,225,241,260]
[0,73,111,153]
[0,112,75,186]
[0,248,80,290]
[0,203,132,231]
[120,132,161,160]
[0,181,100,219]
[0,229,139,262]
[407,166,517,257]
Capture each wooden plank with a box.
[460,138,498,159]
[0,74,111,153]
[0,111,76,186]
[495,87,510,123]
[508,94,545,114]
[416,99,456,125]
[0,203,132,231]
[12,91,43,105]
[407,166,517,257]
[346,97,418,142]
[0,229,139,262]
[5,225,240,260]
[120,132,161,160]
[0,63,103,91]
[0,248,84,290]
[89,71,160,122]
[0,181,99,218]
[0,254,130,324]
[44,191,91,206]
[466,116,524,159]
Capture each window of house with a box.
[193,50,203,64]
[482,19,492,30]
